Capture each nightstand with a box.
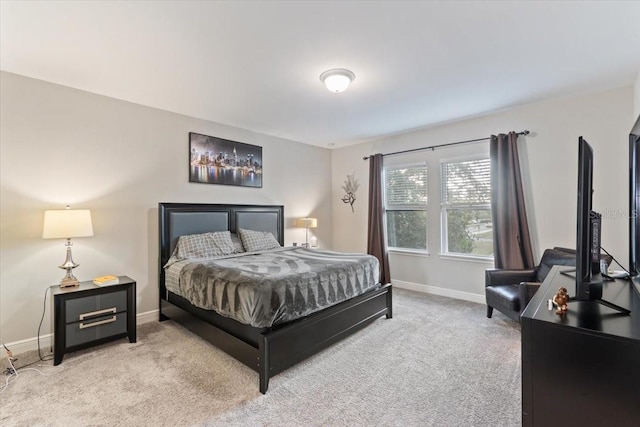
[52,276,136,365]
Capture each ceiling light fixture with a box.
[320,68,355,93]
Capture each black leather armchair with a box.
[485,247,611,321]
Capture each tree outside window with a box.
[441,158,493,257]
[384,166,428,251]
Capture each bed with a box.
[158,202,393,393]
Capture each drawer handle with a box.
[79,315,117,329]
[79,307,117,320]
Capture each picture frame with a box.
[189,132,263,188]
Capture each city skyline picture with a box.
[189,132,263,188]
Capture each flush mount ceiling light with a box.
[319,68,355,93]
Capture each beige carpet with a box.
[0,289,521,426]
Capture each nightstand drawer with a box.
[65,290,127,323]
[65,312,128,348]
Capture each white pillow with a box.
[237,228,281,252]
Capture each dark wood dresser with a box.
[521,266,640,426]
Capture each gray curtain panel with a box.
[490,132,535,269]
[367,153,391,284]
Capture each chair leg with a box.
[486,305,493,318]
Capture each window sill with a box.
[388,248,430,258]
[439,253,494,264]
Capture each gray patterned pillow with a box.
[208,231,237,255]
[238,228,281,252]
[176,231,236,259]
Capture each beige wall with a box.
[634,71,640,119]
[0,71,331,346]
[332,86,634,301]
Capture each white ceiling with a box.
[2,1,640,148]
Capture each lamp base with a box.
[59,277,80,288]
[58,240,80,288]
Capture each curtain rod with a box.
[362,130,530,161]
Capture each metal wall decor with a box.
[341,172,359,212]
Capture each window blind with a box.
[384,166,428,209]
[440,159,491,206]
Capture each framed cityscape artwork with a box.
[189,132,263,188]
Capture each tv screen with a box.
[630,116,640,277]
[575,137,603,300]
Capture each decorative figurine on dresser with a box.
[552,287,569,315]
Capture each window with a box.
[440,158,493,257]
[384,165,428,251]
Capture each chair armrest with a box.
[485,268,537,287]
[518,281,541,312]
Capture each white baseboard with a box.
[392,279,485,305]
[5,309,160,356]
[137,309,159,325]
[3,334,54,358]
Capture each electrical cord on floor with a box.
[1,348,18,393]
[2,343,17,374]
[0,347,64,394]
[0,287,61,394]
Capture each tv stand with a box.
[567,296,631,315]
[559,269,631,314]
[521,266,640,427]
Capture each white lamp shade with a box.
[296,218,318,229]
[320,69,355,93]
[43,209,94,239]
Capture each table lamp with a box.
[295,217,317,248]
[42,206,94,287]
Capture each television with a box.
[569,137,630,314]
[574,137,603,300]
[630,115,640,277]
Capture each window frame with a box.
[439,155,493,259]
[383,162,429,254]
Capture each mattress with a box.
[164,247,380,327]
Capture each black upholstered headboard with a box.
[158,203,284,295]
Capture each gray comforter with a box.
[165,247,380,327]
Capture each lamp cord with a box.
[36,287,54,362]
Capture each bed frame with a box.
[158,202,392,393]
